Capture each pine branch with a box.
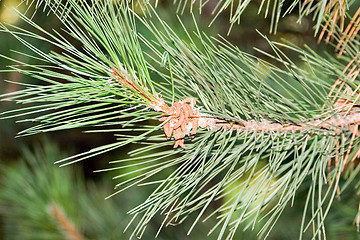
[112,63,360,150]
[1,0,360,239]
[161,0,357,35]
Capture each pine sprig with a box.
[1,0,360,239]
[171,0,358,35]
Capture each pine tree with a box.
[1,0,360,239]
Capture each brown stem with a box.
[109,67,360,147]
[152,95,360,148]
[48,203,86,240]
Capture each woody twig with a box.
[111,66,360,149]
